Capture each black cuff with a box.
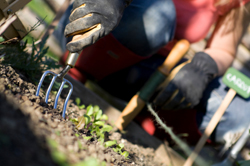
[191,52,218,82]
[125,0,133,7]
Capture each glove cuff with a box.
[191,52,218,83]
[125,0,133,7]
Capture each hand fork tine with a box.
[36,52,80,118]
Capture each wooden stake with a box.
[183,88,237,166]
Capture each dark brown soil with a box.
[0,64,165,166]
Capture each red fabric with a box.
[173,0,250,43]
[60,34,149,83]
[135,109,212,145]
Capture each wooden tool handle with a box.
[183,88,237,166]
[158,39,190,76]
[115,39,190,131]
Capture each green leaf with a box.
[84,115,91,125]
[83,136,92,140]
[95,110,103,121]
[94,121,105,126]
[98,137,104,144]
[76,116,85,129]
[86,105,94,116]
[104,140,117,148]
[79,105,85,109]
[95,126,100,134]
[51,151,67,164]
[118,143,124,149]
[70,118,79,125]
[100,114,108,121]
[75,133,79,137]
[122,151,129,159]
[93,105,100,113]
[101,125,113,132]
[112,148,118,153]
[75,97,81,106]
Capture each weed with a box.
[0,18,60,83]
[0,36,60,83]
[75,97,85,109]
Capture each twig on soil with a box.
[146,103,191,156]
[146,103,208,166]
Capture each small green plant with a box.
[71,105,129,158]
[75,98,85,109]
[105,141,129,159]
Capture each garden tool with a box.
[115,39,190,131]
[212,123,250,166]
[36,36,81,118]
[184,67,250,166]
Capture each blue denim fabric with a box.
[53,0,176,56]
[196,77,250,144]
[112,0,176,56]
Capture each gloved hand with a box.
[64,0,132,52]
[153,52,218,110]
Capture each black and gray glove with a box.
[64,0,132,52]
[153,52,218,110]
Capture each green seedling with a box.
[104,140,117,148]
[106,142,129,159]
[83,136,92,140]
[75,98,85,109]
[73,104,129,159]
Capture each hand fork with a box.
[36,52,80,118]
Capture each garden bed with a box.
[0,63,174,166]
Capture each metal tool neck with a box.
[57,65,71,79]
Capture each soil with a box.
[0,64,165,166]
